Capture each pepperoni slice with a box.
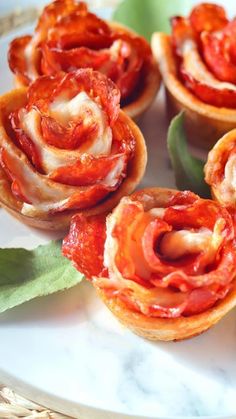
[205,132,236,209]
[183,283,230,315]
[110,34,148,100]
[40,114,100,150]
[41,70,120,127]
[41,33,148,101]
[189,3,228,34]
[180,65,236,108]
[62,213,107,278]
[35,0,84,42]
[112,201,144,280]
[50,153,127,186]
[201,25,236,84]
[111,117,136,155]
[0,149,32,204]
[8,36,33,85]
[41,43,112,76]
[167,190,198,206]
[27,73,63,108]
[141,219,173,275]
[164,195,231,231]
[171,16,195,55]
[46,8,111,48]
[9,110,42,172]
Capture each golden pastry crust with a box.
[151,32,236,149]
[13,22,161,121]
[97,282,236,341]
[0,88,147,231]
[93,187,236,341]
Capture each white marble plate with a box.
[0,2,236,419]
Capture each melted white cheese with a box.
[21,198,70,216]
[160,227,212,259]
[217,153,236,204]
[104,198,143,280]
[24,35,40,81]
[50,91,93,124]
[109,39,124,62]
[148,208,166,218]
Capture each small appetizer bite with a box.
[205,128,236,208]
[63,187,236,341]
[8,0,160,119]
[151,3,236,149]
[0,69,147,230]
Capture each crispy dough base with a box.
[94,187,236,341]
[0,88,147,231]
[13,21,161,121]
[97,285,236,341]
[151,32,236,150]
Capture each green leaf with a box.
[113,0,190,40]
[0,240,84,314]
[167,112,211,198]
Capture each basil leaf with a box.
[113,0,190,40]
[0,240,84,314]
[167,112,211,198]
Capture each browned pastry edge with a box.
[13,21,161,120]
[0,88,147,231]
[97,284,236,341]
[151,32,236,150]
[93,187,236,341]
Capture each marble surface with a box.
[0,2,236,419]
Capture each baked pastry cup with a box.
[205,128,236,208]
[0,69,147,231]
[9,0,160,120]
[62,187,236,341]
[151,3,236,149]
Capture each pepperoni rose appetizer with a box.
[152,3,236,148]
[0,69,147,230]
[205,128,236,210]
[8,0,160,119]
[62,188,236,341]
